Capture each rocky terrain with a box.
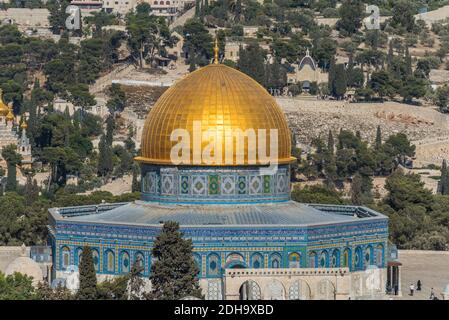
[278,98,449,151]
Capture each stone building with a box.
[0,90,32,169]
[287,49,328,91]
[48,52,399,299]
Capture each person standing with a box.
[430,288,435,300]
[417,280,422,291]
[410,283,415,296]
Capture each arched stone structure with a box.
[288,279,311,300]
[224,268,350,300]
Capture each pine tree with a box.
[77,246,97,300]
[149,221,203,300]
[375,125,382,150]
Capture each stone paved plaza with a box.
[396,250,449,300]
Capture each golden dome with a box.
[136,64,294,166]
[6,107,14,121]
[21,121,28,129]
[0,89,9,116]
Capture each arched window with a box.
[166,0,170,3]
[207,253,220,276]
[331,249,340,267]
[92,249,100,272]
[375,244,383,267]
[365,245,373,267]
[288,252,300,268]
[105,250,115,273]
[319,251,328,268]
[308,251,316,268]
[75,247,83,266]
[226,252,247,268]
[342,248,351,268]
[251,253,263,269]
[160,0,164,4]
[355,246,363,270]
[61,246,70,270]
[120,251,130,274]
[154,1,158,4]
[270,253,281,268]
[135,252,145,270]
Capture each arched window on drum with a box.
[288,252,301,268]
[251,253,263,269]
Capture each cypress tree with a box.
[328,56,336,94]
[440,160,449,195]
[334,64,348,98]
[105,115,115,147]
[149,221,203,300]
[375,125,382,150]
[405,46,412,76]
[131,164,140,192]
[351,173,364,205]
[77,246,97,300]
[327,130,334,154]
[387,41,394,71]
[2,144,22,192]
[97,133,113,177]
[128,259,145,300]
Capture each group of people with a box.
[409,280,438,300]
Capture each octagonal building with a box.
[48,59,397,300]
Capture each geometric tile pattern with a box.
[140,165,291,203]
[192,176,207,195]
[221,176,235,195]
[249,175,262,194]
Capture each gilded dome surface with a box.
[0,89,9,116]
[136,64,294,166]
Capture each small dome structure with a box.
[5,256,44,286]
